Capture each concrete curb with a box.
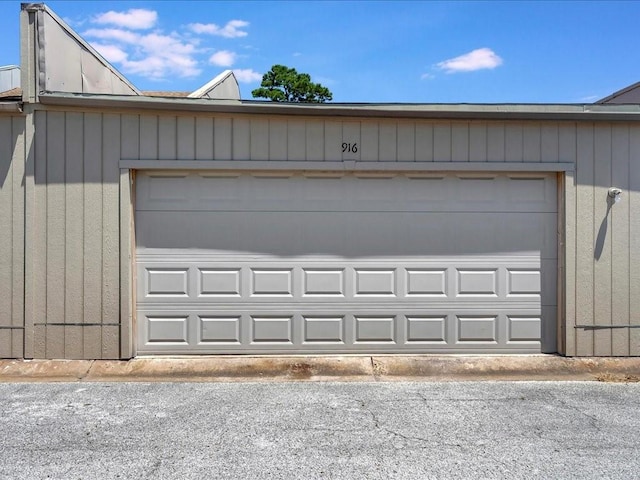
[1,356,640,382]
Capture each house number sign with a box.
[342,142,358,153]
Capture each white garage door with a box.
[135,171,557,354]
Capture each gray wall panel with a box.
[177,117,195,160]
[269,119,288,160]
[139,116,158,160]
[83,113,103,356]
[611,126,630,356]
[593,125,612,356]
[121,115,140,161]
[0,115,25,358]
[306,121,324,162]
[233,118,250,160]
[505,123,524,162]
[24,111,125,359]
[64,112,84,358]
[630,129,640,356]
[397,123,415,162]
[101,114,121,358]
[195,117,214,160]
[451,123,468,162]
[415,124,434,162]
[14,108,640,358]
[575,125,595,355]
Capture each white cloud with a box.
[209,50,237,67]
[91,43,128,63]
[82,11,253,81]
[85,29,201,79]
[93,9,157,30]
[189,20,249,38]
[83,28,139,44]
[437,48,503,73]
[233,68,262,83]
[420,73,435,80]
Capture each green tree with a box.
[251,64,332,103]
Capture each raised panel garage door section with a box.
[135,171,557,354]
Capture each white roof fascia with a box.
[188,70,240,99]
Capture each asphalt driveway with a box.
[1,381,639,479]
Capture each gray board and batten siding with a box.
[4,2,639,359]
[0,113,25,359]
[10,106,639,358]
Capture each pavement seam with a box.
[370,357,378,382]
[79,360,95,382]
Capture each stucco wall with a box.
[12,108,640,358]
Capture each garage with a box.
[135,170,557,354]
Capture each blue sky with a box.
[1,1,639,103]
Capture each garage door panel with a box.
[137,258,543,304]
[136,172,556,213]
[136,172,557,355]
[137,310,543,354]
[137,211,556,258]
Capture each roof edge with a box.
[25,3,142,96]
[596,81,640,104]
[188,70,240,99]
[37,92,640,121]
